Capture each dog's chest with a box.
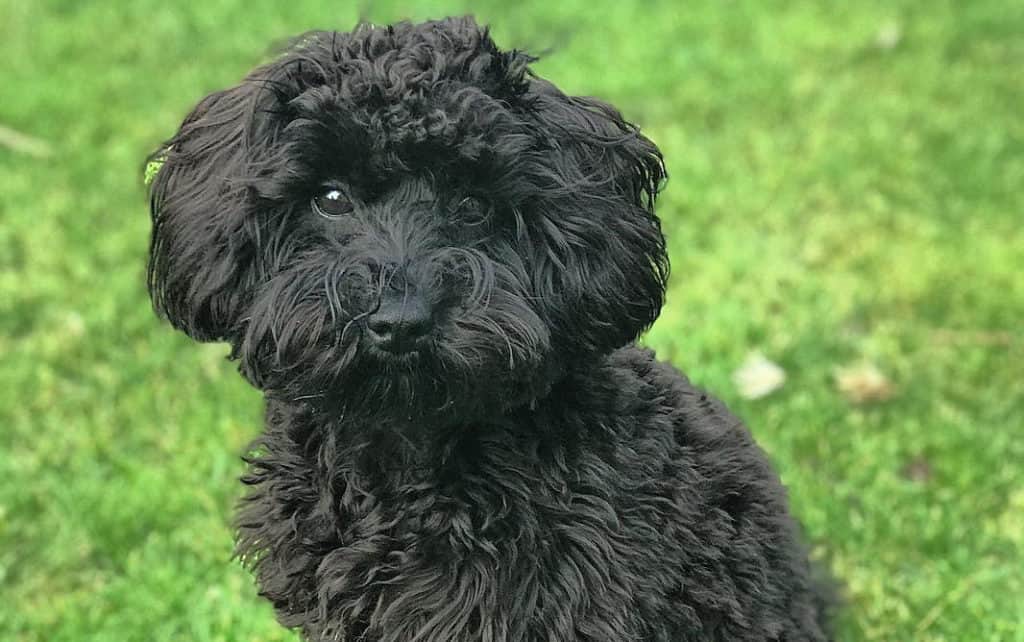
[309,429,674,641]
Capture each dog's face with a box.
[148,17,667,422]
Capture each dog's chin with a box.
[259,338,561,427]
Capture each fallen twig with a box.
[0,124,53,158]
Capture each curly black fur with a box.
[148,16,832,641]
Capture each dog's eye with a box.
[456,196,481,210]
[312,189,355,218]
[452,196,489,224]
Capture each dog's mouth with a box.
[365,340,427,368]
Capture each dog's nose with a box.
[366,293,432,353]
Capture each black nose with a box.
[366,293,433,353]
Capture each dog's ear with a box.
[147,76,279,342]
[522,81,669,354]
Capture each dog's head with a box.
[148,16,667,421]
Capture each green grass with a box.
[2,1,1022,639]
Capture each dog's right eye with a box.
[312,189,355,218]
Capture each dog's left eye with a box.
[312,189,355,218]
[452,196,490,224]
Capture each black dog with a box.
[147,16,832,641]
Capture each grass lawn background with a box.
[1,1,1021,640]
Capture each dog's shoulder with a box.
[604,345,743,425]
[601,345,771,469]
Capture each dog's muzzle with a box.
[366,290,433,354]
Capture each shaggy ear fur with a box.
[524,80,669,355]
[147,74,277,341]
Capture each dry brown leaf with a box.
[834,362,893,404]
[901,456,933,483]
